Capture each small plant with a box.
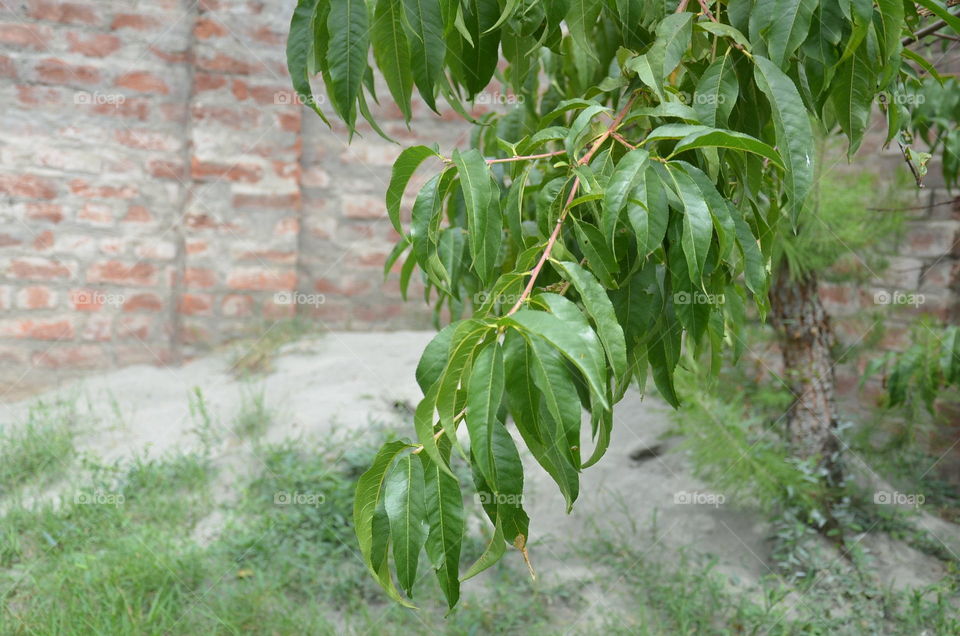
[0,401,76,494]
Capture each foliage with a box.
[287,0,956,609]
[865,318,960,415]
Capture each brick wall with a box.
[0,0,957,391]
[0,0,471,388]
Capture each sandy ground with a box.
[3,330,959,615]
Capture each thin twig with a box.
[697,0,717,22]
[675,0,690,13]
[903,10,960,46]
[612,132,637,149]
[506,94,638,316]
[486,149,567,165]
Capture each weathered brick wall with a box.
[0,0,472,387]
[0,0,957,391]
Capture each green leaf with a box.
[354,440,417,607]
[763,0,816,68]
[656,12,693,78]
[830,43,874,155]
[403,0,446,112]
[387,145,440,234]
[385,454,428,597]
[327,0,369,131]
[452,0,501,96]
[461,519,506,581]
[286,0,329,123]
[503,333,580,511]
[752,55,815,223]
[695,22,751,50]
[669,129,784,170]
[602,148,650,242]
[416,322,458,391]
[503,308,609,409]
[420,442,464,609]
[552,260,627,391]
[452,149,500,285]
[571,219,619,288]
[470,415,529,544]
[666,165,712,283]
[693,51,739,128]
[466,342,506,487]
[373,0,414,122]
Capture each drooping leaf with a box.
[373,0,414,121]
[420,440,464,609]
[384,454,428,597]
[327,0,370,131]
[387,145,440,234]
[453,149,501,284]
[286,0,329,123]
[402,0,446,112]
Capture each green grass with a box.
[1,390,957,634]
[0,400,76,495]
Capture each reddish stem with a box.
[506,95,637,316]
[486,150,567,165]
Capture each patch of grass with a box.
[0,400,76,495]
[229,318,317,378]
[231,387,271,439]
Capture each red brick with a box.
[69,179,137,199]
[194,17,227,39]
[277,111,300,132]
[115,129,179,152]
[17,286,55,309]
[178,293,213,316]
[236,250,296,264]
[343,194,385,219]
[10,257,72,280]
[147,159,186,180]
[249,25,283,45]
[36,58,100,85]
[195,73,227,92]
[226,268,296,291]
[27,1,98,25]
[70,288,104,311]
[196,52,262,75]
[0,234,22,248]
[16,84,63,106]
[77,203,114,225]
[191,104,261,129]
[0,23,52,49]
[123,292,164,312]
[111,13,161,31]
[0,317,74,340]
[184,267,216,288]
[91,97,149,120]
[122,206,153,223]
[191,158,263,183]
[221,294,254,317]
[149,46,189,65]
[115,71,169,95]
[0,174,56,199]
[233,192,300,209]
[25,203,63,223]
[87,261,157,286]
[185,239,208,255]
[33,345,104,368]
[116,315,152,340]
[33,230,54,250]
[67,31,121,57]
[0,54,15,78]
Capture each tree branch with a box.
[506,94,637,316]
[903,10,960,46]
